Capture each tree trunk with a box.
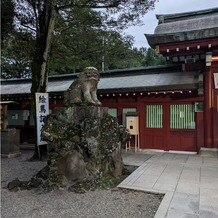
[30,2,56,160]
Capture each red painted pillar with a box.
[196,112,204,151]
[137,102,145,149]
[211,62,218,148]
[117,105,123,125]
[204,67,213,148]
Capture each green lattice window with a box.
[146,105,163,128]
[170,104,195,129]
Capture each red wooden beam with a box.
[157,37,218,55]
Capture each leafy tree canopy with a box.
[1,31,34,79]
[142,47,166,66]
[1,0,159,79]
[1,0,15,41]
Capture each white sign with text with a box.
[36,93,49,145]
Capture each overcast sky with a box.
[126,0,218,48]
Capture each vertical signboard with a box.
[35,93,49,146]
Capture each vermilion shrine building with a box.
[1,8,218,153]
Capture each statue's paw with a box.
[95,100,101,106]
[91,100,97,105]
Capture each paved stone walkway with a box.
[119,151,218,218]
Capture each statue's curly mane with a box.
[79,67,100,82]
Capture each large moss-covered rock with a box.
[33,105,129,191]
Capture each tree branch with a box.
[56,0,122,11]
[29,0,39,33]
[19,23,36,32]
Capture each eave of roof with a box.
[156,7,218,24]
[145,7,218,48]
[1,70,201,96]
[0,101,18,104]
[145,28,218,48]
[0,65,181,84]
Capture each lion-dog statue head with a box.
[64,67,101,106]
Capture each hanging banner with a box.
[214,73,218,89]
[35,93,49,145]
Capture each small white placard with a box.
[12,114,18,120]
[23,110,30,120]
[214,73,218,89]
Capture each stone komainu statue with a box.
[64,67,101,106]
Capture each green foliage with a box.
[1,31,34,78]
[50,25,146,74]
[1,0,158,79]
[142,47,166,66]
[1,0,15,41]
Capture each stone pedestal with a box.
[1,128,21,158]
[33,105,128,191]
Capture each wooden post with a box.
[204,67,213,147]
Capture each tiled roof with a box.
[154,15,218,35]
[145,7,218,47]
[156,8,218,24]
[1,67,201,95]
[98,71,199,92]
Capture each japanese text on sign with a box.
[36,93,49,145]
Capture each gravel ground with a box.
[1,150,163,218]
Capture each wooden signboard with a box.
[35,93,49,146]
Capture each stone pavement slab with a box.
[120,151,218,218]
[122,149,153,166]
[199,188,218,217]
